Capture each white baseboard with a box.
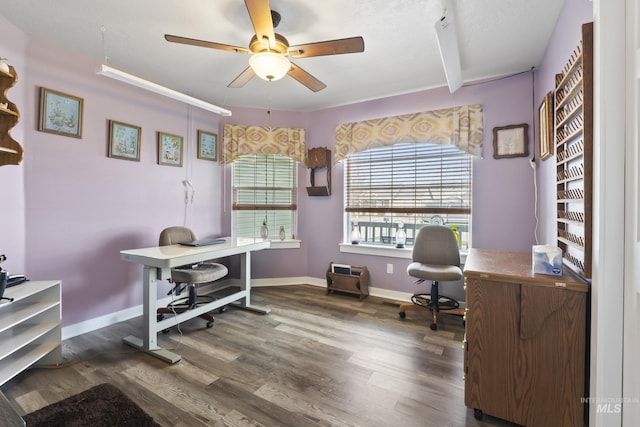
[250,276,417,302]
[61,277,439,339]
[62,304,144,340]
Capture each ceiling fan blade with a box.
[228,66,256,88]
[244,0,276,48]
[288,63,326,92]
[288,36,365,58]
[165,34,250,54]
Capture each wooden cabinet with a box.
[326,262,369,299]
[463,249,588,427]
[0,281,62,386]
[555,22,593,279]
[0,63,24,166]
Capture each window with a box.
[233,154,297,240]
[345,142,472,248]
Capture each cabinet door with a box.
[518,284,586,427]
[465,278,586,427]
[464,277,524,423]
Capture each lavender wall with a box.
[2,11,543,327]
[533,0,593,246]
[286,74,538,295]
[0,17,27,276]
[6,30,232,326]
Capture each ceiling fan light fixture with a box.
[249,52,291,81]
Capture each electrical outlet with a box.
[387,263,393,274]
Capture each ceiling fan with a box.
[164,0,365,92]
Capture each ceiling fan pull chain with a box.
[267,80,273,131]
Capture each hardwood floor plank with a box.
[0,284,519,427]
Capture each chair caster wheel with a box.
[219,306,227,313]
[399,311,406,319]
[430,323,437,330]
[473,409,483,420]
[206,321,214,328]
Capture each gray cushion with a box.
[172,263,228,284]
[408,225,462,282]
[159,226,197,246]
[159,226,229,284]
[407,261,462,282]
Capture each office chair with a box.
[398,225,464,330]
[156,226,228,329]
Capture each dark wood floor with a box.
[2,285,518,426]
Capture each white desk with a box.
[120,237,270,363]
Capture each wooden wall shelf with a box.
[307,147,331,196]
[555,22,593,280]
[0,64,24,166]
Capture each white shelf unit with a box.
[0,280,62,386]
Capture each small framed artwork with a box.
[539,91,554,161]
[108,120,141,161]
[492,123,529,159]
[197,130,218,161]
[157,132,183,167]
[38,87,84,138]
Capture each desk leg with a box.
[123,265,181,363]
[236,249,270,314]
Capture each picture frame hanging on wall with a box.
[38,87,84,138]
[197,130,218,161]
[157,131,183,167]
[539,91,555,161]
[492,123,529,159]
[108,120,141,161]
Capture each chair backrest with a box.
[159,226,197,246]
[412,225,460,266]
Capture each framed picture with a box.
[157,132,183,167]
[197,130,218,161]
[492,124,529,159]
[38,87,83,138]
[539,91,554,161]
[108,120,141,161]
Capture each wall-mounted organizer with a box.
[0,63,24,166]
[554,22,593,280]
[306,147,331,196]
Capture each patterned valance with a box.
[222,124,307,164]
[334,104,484,162]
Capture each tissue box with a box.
[532,245,563,276]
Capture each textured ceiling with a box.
[0,0,564,112]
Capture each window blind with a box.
[345,142,471,245]
[233,154,297,239]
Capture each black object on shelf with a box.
[0,270,12,302]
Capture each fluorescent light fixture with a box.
[96,64,232,116]
[434,12,463,93]
[249,52,291,81]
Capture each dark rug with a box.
[23,383,160,427]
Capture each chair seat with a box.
[407,262,463,282]
[171,263,228,284]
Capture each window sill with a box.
[339,242,468,264]
[268,239,301,249]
